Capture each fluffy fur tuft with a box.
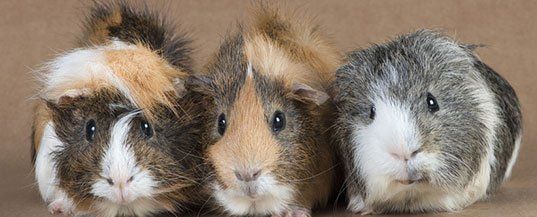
[80,1,193,72]
[244,4,340,92]
[37,40,186,122]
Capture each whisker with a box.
[197,194,215,217]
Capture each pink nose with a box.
[106,176,135,203]
[234,169,262,182]
[390,149,420,161]
[114,186,128,203]
[106,175,134,185]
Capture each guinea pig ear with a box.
[43,96,74,113]
[463,44,485,51]
[43,98,61,113]
[43,88,90,111]
[184,74,213,94]
[291,83,329,106]
[172,78,187,98]
[43,96,82,123]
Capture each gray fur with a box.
[332,29,522,213]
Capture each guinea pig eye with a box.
[369,105,376,120]
[85,119,96,142]
[426,92,440,113]
[272,111,286,133]
[140,120,153,138]
[217,113,227,135]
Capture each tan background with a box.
[1,0,536,216]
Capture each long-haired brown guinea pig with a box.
[189,5,342,216]
[31,2,208,216]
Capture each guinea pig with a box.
[188,5,341,216]
[31,2,207,216]
[332,29,523,214]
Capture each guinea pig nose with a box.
[106,176,134,186]
[391,149,420,161]
[390,152,409,161]
[410,149,421,158]
[234,169,262,182]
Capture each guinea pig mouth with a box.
[395,177,425,185]
[225,182,263,199]
[213,179,270,200]
[241,185,260,199]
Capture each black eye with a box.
[369,105,376,119]
[85,119,96,142]
[140,120,153,138]
[272,111,286,133]
[217,113,227,135]
[426,92,439,113]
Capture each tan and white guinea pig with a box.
[188,5,342,217]
[332,30,523,214]
[31,2,208,216]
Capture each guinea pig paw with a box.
[273,207,311,217]
[358,208,378,216]
[347,195,365,213]
[48,199,73,215]
[347,195,376,215]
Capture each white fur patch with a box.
[35,122,62,202]
[91,112,158,214]
[92,198,163,217]
[47,190,75,215]
[40,40,136,103]
[352,98,422,202]
[35,122,76,214]
[504,134,522,180]
[246,61,254,78]
[212,175,293,215]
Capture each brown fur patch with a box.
[247,5,341,91]
[208,76,281,188]
[104,43,186,120]
[85,9,123,44]
[31,101,51,162]
[244,34,311,89]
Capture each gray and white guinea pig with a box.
[332,30,522,214]
[31,2,207,216]
[188,5,341,217]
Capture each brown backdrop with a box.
[1,1,535,216]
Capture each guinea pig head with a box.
[335,31,496,201]
[46,90,201,215]
[210,72,281,190]
[192,35,329,215]
[39,41,200,216]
